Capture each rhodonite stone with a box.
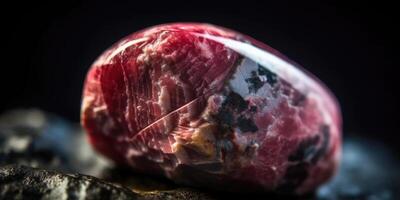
[81,23,342,194]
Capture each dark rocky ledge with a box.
[0,165,137,200]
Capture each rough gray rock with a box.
[0,165,218,200]
[0,165,137,200]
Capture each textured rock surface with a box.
[0,165,217,200]
[0,165,137,200]
[81,23,342,194]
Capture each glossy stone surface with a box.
[81,23,342,194]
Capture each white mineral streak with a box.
[92,105,107,113]
[108,37,149,64]
[228,57,275,100]
[77,180,89,200]
[80,78,101,115]
[228,58,258,97]
[81,95,94,115]
[158,85,171,115]
[197,39,213,59]
[196,33,334,125]
[129,97,200,142]
[137,31,172,64]
[93,37,149,66]
[81,92,115,136]
[46,176,69,200]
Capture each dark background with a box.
[1,1,397,149]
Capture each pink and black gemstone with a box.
[81,23,342,194]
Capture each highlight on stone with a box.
[81,23,342,194]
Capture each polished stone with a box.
[81,23,342,194]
